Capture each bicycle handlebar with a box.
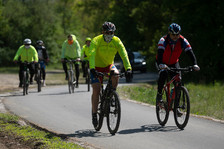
[167,66,194,72]
[97,71,125,78]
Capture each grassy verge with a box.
[117,83,224,120]
[0,113,84,149]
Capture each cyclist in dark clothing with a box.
[35,40,49,86]
[156,23,200,102]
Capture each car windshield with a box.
[133,52,144,59]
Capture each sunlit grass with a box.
[117,83,224,120]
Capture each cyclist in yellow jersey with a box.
[81,37,91,77]
[89,22,132,127]
[13,39,38,87]
[61,34,81,87]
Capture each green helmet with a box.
[85,37,91,41]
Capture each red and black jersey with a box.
[156,35,192,65]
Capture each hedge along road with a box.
[2,72,224,149]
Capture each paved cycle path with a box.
[2,73,224,149]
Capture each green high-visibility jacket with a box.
[89,34,131,70]
[13,45,38,62]
[81,45,90,61]
[61,35,81,59]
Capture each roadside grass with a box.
[0,113,84,149]
[117,83,224,120]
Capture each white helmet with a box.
[23,38,32,45]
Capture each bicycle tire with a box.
[156,90,169,126]
[174,86,190,130]
[37,69,41,92]
[26,72,29,95]
[95,93,104,131]
[68,71,72,94]
[87,69,90,92]
[106,91,121,135]
[23,71,26,96]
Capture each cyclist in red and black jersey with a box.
[156,23,200,102]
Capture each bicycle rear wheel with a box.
[23,71,26,96]
[95,93,104,131]
[174,86,190,130]
[156,90,169,126]
[37,69,41,92]
[106,91,121,135]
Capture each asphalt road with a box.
[2,72,224,149]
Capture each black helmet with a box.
[102,21,116,32]
[23,38,31,45]
[168,23,181,34]
[36,40,44,46]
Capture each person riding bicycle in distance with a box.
[81,37,91,78]
[89,21,132,127]
[156,23,200,102]
[61,34,81,88]
[13,38,38,87]
[35,40,49,87]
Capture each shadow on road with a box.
[65,129,113,138]
[118,124,179,135]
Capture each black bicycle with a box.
[21,61,31,96]
[156,66,194,130]
[65,59,79,94]
[94,70,124,135]
[83,61,90,92]
[36,62,41,92]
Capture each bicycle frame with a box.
[163,71,182,111]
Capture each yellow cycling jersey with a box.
[81,45,90,61]
[89,34,132,70]
[13,45,38,62]
[61,34,81,59]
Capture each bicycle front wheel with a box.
[156,90,169,126]
[37,69,41,92]
[23,71,26,96]
[106,91,121,135]
[68,71,74,94]
[174,86,190,130]
[87,69,90,92]
[95,93,104,131]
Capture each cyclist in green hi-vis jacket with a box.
[13,38,38,87]
[61,34,81,88]
[89,22,132,127]
[81,37,91,77]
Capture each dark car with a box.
[120,51,147,73]
[131,52,147,73]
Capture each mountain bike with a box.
[65,59,79,94]
[156,66,194,130]
[21,62,31,96]
[94,70,124,135]
[36,62,41,92]
[83,61,90,92]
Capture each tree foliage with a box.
[0,0,223,83]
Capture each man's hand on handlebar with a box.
[159,64,168,70]
[193,65,200,71]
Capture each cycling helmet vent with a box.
[168,23,181,34]
[102,21,116,32]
